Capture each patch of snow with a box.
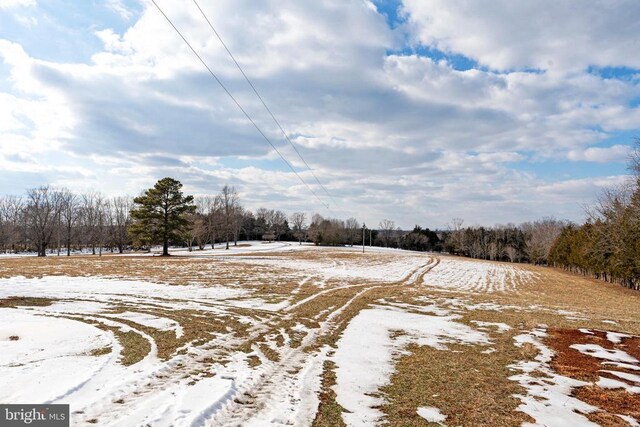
[106,311,183,339]
[579,328,594,335]
[423,257,536,293]
[471,320,511,333]
[384,301,450,316]
[596,376,640,393]
[601,361,640,371]
[0,276,247,312]
[601,370,640,386]
[240,346,331,426]
[510,328,599,426]
[333,307,489,426]
[40,300,109,314]
[606,331,631,344]
[242,251,432,283]
[0,310,113,403]
[570,344,639,364]
[417,406,447,424]
[619,414,640,426]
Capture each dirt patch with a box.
[0,296,53,307]
[548,328,610,381]
[577,387,640,422]
[547,328,640,422]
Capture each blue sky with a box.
[1,0,639,228]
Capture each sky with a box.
[1,0,639,229]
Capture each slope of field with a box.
[1,245,639,426]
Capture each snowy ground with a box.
[423,256,538,293]
[0,245,638,426]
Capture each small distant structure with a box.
[262,232,276,242]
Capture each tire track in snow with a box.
[204,258,436,426]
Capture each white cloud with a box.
[0,0,35,9]
[401,0,640,72]
[106,0,133,20]
[15,14,37,27]
[567,145,630,163]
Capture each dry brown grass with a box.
[0,296,53,307]
[311,256,640,426]
[312,360,347,427]
[90,346,113,357]
[586,411,631,427]
[501,264,640,334]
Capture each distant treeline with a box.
[441,217,564,264]
[0,183,440,256]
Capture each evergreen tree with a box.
[130,178,196,256]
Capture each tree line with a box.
[0,176,568,260]
[0,179,299,257]
[0,177,436,256]
[548,141,640,290]
[442,217,565,264]
[6,166,640,294]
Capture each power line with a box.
[190,0,339,209]
[149,0,333,212]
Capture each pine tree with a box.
[130,178,196,256]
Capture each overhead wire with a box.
[190,0,339,209]
[149,0,334,213]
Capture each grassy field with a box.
[0,244,639,426]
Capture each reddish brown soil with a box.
[547,328,640,424]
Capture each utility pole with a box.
[369,229,372,247]
[362,223,366,253]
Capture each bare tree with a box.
[220,185,239,250]
[272,210,287,241]
[505,246,519,263]
[200,195,222,249]
[521,217,564,264]
[449,217,465,254]
[345,217,360,246]
[192,197,211,250]
[183,213,199,251]
[111,196,132,253]
[378,219,395,248]
[60,190,80,256]
[96,198,111,256]
[0,196,25,253]
[290,212,307,245]
[80,193,105,255]
[25,186,63,257]
[231,205,245,246]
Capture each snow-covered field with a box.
[423,256,538,292]
[0,245,637,426]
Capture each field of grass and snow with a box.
[1,243,639,426]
